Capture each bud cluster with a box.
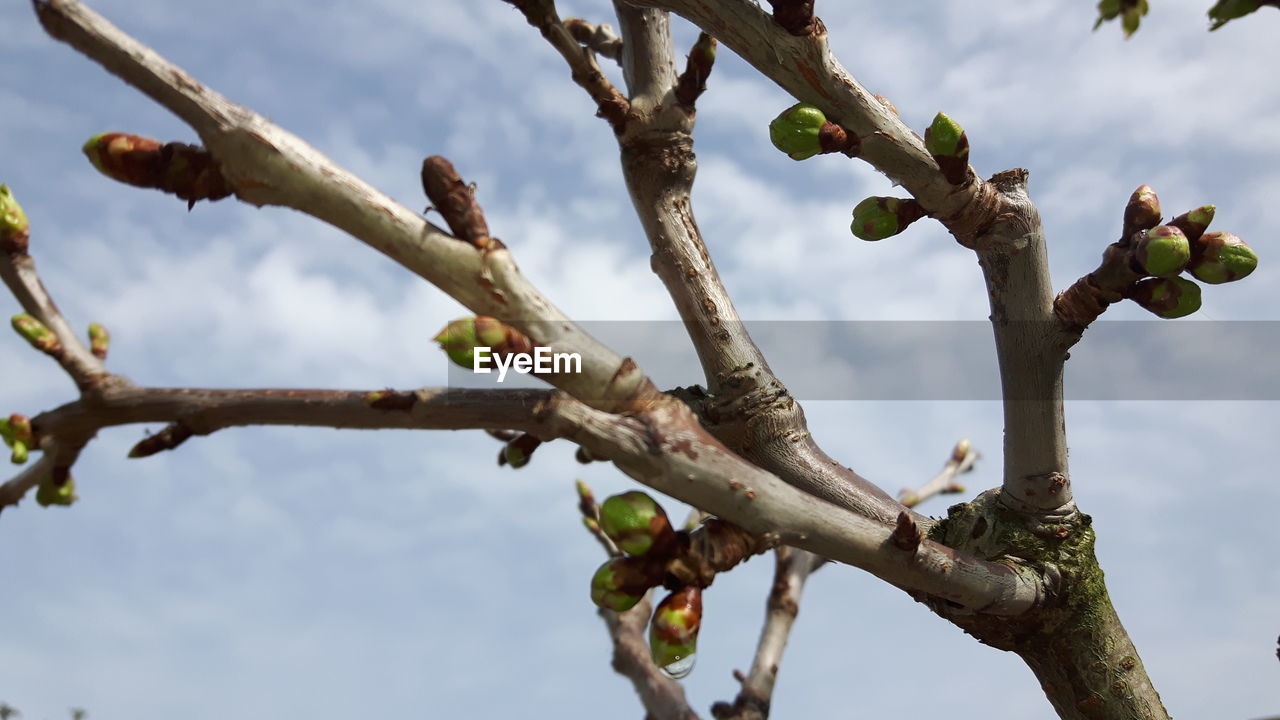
[0,413,34,465]
[1116,185,1257,319]
[586,490,704,679]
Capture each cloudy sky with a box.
[2,0,1278,718]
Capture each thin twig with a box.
[502,0,631,132]
[0,238,111,390]
[711,547,822,720]
[899,439,977,509]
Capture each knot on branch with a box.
[766,0,822,35]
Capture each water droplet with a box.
[659,653,696,679]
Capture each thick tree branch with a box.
[542,393,1044,615]
[34,0,664,415]
[973,170,1072,515]
[600,3,908,526]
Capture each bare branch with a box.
[0,229,110,390]
[501,0,631,132]
[33,0,659,415]
[0,385,551,511]
[899,439,976,509]
[606,4,906,526]
[711,547,821,720]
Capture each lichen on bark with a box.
[927,490,1169,719]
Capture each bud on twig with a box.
[1122,185,1162,237]
[11,314,61,355]
[35,471,77,507]
[769,103,824,160]
[924,112,970,185]
[1,414,33,465]
[82,133,232,208]
[590,556,663,612]
[499,433,541,469]
[850,197,927,241]
[599,491,677,557]
[1167,205,1215,244]
[650,586,702,679]
[87,322,110,360]
[1129,277,1201,318]
[433,317,533,370]
[1188,231,1257,284]
[1134,226,1191,277]
[0,184,31,253]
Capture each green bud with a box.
[850,196,926,241]
[0,184,30,252]
[1134,225,1191,277]
[693,32,717,63]
[1123,185,1162,235]
[5,414,32,447]
[1168,205,1215,243]
[1209,0,1262,29]
[590,556,661,612]
[924,112,967,158]
[87,322,110,359]
[924,113,970,184]
[10,440,28,464]
[769,103,827,161]
[1189,231,1257,284]
[35,473,78,507]
[599,491,676,557]
[11,314,61,354]
[1130,277,1201,319]
[499,433,541,469]
[649,586,702,679]
[434,317,508,369]
[503,443,530,468]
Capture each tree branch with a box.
[33,0,660,416]
[899,439,976,509]
[541,392,1044,615]
[629,0,1003,241]
[0,226,110,391]
[501,0,631,133]
[1,385,553,511]
[711,546,822,720]
[601,2,907,526]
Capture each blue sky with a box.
[2,0,1278,718]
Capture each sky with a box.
[1,0,1278,718]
